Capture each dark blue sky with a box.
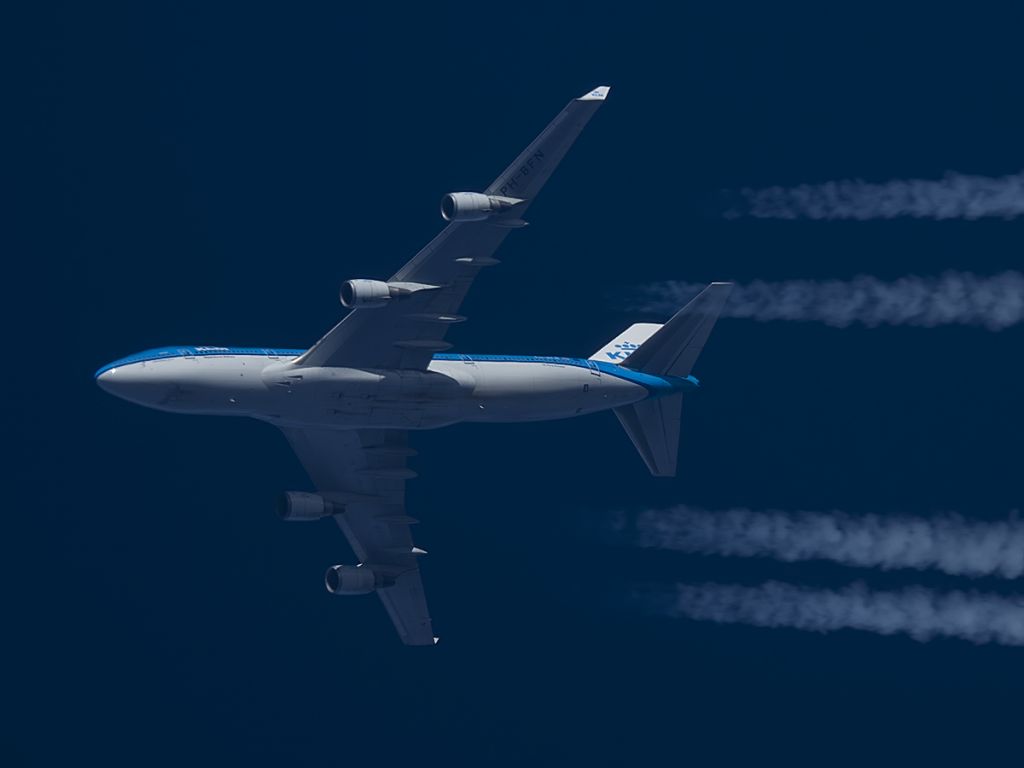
[14,2,1024,765]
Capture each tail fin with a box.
[613,282,732,476]
[589,323,662,365]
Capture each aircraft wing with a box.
[280,427,435,646]
[296,86,610,371]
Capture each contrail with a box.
[635,272,1024,330]
[725,170,1024,220]
[644,581,1024,646]
[631,507,1024,579]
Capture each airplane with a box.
[95,86,732,646]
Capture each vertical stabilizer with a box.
[589,323,662,365]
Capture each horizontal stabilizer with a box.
[614,393,683,477]
[624,282,732,377]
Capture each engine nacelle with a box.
[440,192,524,222]
[277,491,335,521]
[339,279,441,308]
[339,279,392,308]
[324,564,394,595]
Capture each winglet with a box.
[577,85,610,101]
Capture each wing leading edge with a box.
[296,86,610,371]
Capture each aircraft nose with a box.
[95,364,172,406]
[95,367,118,394]
[95,365,142,399]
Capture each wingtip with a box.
[577,85,610,101]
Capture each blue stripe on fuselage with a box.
[94,347,698,395]
[93,346,306,378]
[430,353,697,395]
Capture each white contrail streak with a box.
[636,272,1024,330]
[726,171,1024,220]
[645,581,1024,646]
[632,507,1024,579]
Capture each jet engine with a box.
[440,192,524,222]
[277,491,335,521]
[339,279,440,308]
[324,564,394,595]
[339,279,392,308]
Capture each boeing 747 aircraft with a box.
[96,87,731,645]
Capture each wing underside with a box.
[278,87,613,645]
[281,427,435,646]
[297,86,610,371]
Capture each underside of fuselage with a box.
[94,347,697,430]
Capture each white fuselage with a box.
[94,348,691,430]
